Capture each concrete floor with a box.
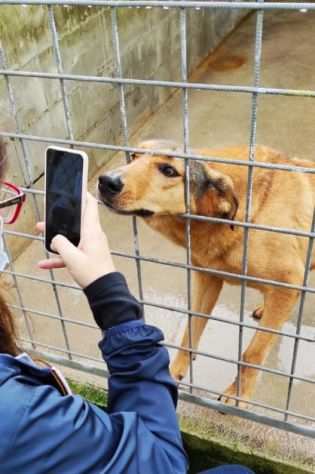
[6,9,315,468]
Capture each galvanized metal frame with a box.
[180,6,194,390]
[236,1,264,403]
[110,7,145,308]
[1,0,315,440]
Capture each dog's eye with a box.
[158,164,180,178]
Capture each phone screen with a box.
[45,148,84,253]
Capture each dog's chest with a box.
[145,217,187,247]
[191,230,244,274]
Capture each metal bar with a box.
[25,348,315,435]
[143,301,314,344]
[236,3,264,404]
[110,6,144,307]
[30,349,110,380]
[15,188,315,239]
[180,6,193,390]
[2,240,35,347]
[11,178,315,239]
[15,301,315,384]
[23,344,315,423]
[38,5,75,360]
[21,187,45,196]
[5,229,315,294]
[18,331,315,426]
[4,269,81,290]
[1,38,71,359]
[47,5,74,140]
[0,52,34,188]
[9,205,315,240]
[10,303,97,330]
[17,343,315,436]
[284,208,315,420]
[5,230,43,241]
[164,341,315,385]
[2,69,315,99]
[178,379,315,423]
[179,392,315,439]
[24,350,315,428]
[3,131,315,175]
[1,1,315,11]
[179,213,315,238]
[20,337,104,364]
[5,269,315,343]
[110,251,315,294]
[0,47,38,348]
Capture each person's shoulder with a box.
[0,371,35,413]
[0,374,35,458]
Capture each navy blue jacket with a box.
[0,272,188,473]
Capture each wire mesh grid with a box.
[0,0,315,440]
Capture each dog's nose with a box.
[98,175,124,196]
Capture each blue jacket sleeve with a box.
[5,273,188,474]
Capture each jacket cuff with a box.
[83,272,143,330]
[100,320,164,358]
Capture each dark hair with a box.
[0,291,19,355]
[0,138,19,355]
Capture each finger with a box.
[85,192,100,224]
[36,222,45,234]
[38,257,65,270]
[51,234,82,266]
[82,192,102,237]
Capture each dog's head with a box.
[98,139,238,224]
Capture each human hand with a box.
[37,193,115,288]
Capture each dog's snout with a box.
[99,175,124,196]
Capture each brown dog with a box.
[98,139,315,406]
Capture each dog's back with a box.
[194,145,315,283]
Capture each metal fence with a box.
[1,0,315,440]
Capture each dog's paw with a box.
[170,357,189,382]
[252,305,264,320]
[218,383,249,410]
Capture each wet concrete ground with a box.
[6,9,315,468]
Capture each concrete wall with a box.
[0,4,246,255]
[68,378,315,474]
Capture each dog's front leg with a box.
[170,272,223,381]
[220,287,299,407]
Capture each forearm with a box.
[84,273,186,463]
[102,320,178,425]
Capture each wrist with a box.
[84,271,122,294]
[84,272,142,330]
[81,263,116,289]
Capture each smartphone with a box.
[45,146,88,253]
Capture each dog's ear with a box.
[194,163,239,229]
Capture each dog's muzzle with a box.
[98,175,124,201]
[98,173,154,217]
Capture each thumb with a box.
[82,192,102,238]
[51,235,81,266]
